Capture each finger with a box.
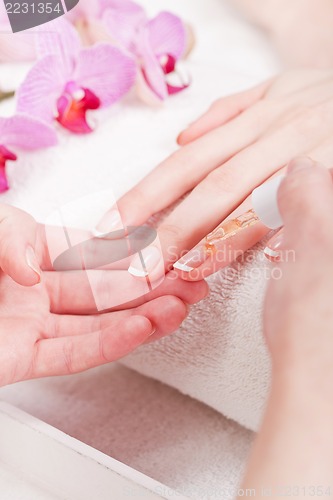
[45,269,155,314]
[264,229,285,262]
[31,315,155,378]
[36,224,133,272]
[0,204,41,286]
[173,197,269,281]
[44,268,208,314]
[264,141,333,261]
[177,80,271,145]
[48,295,188,341]
[278,157,333,252]
[111,270,209,310]
[94,102,271,235]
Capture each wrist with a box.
[270,359,333,421]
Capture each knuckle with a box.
[203,167,241,196]
[160,223,185,245]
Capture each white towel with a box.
[122,239,273,432]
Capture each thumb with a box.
[0,204,41,286]
[277,157,333,251]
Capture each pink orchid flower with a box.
[103,2,189,103]
[0,114,57,192]
[17,18,136,134]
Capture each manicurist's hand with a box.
[0,204,208,387]
[239,158,333,497]
[96,69,333,281]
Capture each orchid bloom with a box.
[17,18,136,134]
[0,115,57,192]
[103,2,189,103]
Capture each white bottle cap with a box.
[251,175,285,230]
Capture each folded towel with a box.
[121,239,273,432]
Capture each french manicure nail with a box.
[26,246,41,282]
[93,209,123,238]
[173,247,206,272]
[264,231,284,260]
[128,246,162,278]
[288,157,315,173]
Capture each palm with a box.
[0,272,49,385]
[0,267,207,386]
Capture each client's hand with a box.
[95,69,333,282]
[239,158,333,495]
[0,204,208,386]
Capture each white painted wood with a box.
[0,402,189,500]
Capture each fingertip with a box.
[16,270,41,287]
[167,295,188,321]
[177,130,190,146]
[2,260,41,287]
[287,156,317,174]
[185,278,210,302]
[126,315,155,338]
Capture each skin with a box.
[239,158,333,497]
[0,204,208,387]
[232,0,333,69]
[97,69,333,280]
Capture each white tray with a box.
[0,402,189,500]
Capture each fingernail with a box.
[173,246,206,272]
[287,156,315,173]
[264,231,284,260]
[128,246,162,278]
[26,246,41,282]
[148,326,157,337]
[93,209,123,238]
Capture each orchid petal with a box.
[138,31,168,101]
[135,71,164,106]
[147,12,186,60]
[56,89,100,134]
[74,44,136,107]
[17,55,67,123]
[0,145,16,192]
[0,115,57,150]
[102,1,146,52]
[0,166,9,193]
[36,18,80,73]
[163,56,191,95]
